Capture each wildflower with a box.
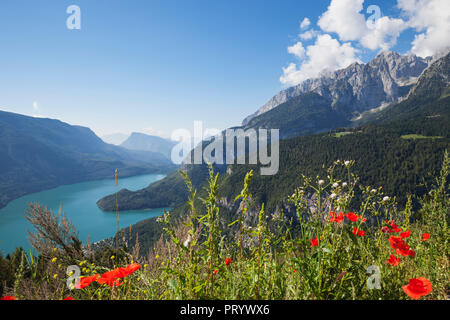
[346,212,359,222]
[318,180,325,186]
[344,160,351,166]
[332,183,339,188]
[293,270,296,273]
[122,263,141,276]
[400,230,411,239]
[329,212,344,223]
[382,220,402,233]
[353,227,365,237]
[213,269,218,275]
[183,234,192,247]
[75,274,100,289]
[53,274,58,279]
[310,237,319,247]
[96,270,124,287]
[63,296,74,300]
[383,196,390,202]
[370,189,377,194]
[358,215,367,223]
[144,264,148,268]
[0,296,16,300]
[330,193,337,199]
[386,255,401,266]
[225,258,231,266]
[96,263,141,287]
[388,236,415,257]
[402,277,432,300]
[51,257,57,263]
[110,256,115,260]
[155,254,159,259]
[342,182,348,187]
[422,233,430,241]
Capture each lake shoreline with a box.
[0,173,168,255]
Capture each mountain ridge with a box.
[242,51,433,126]
[0,110,177,209]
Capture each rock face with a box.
[242,51,432,125]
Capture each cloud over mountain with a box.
[280,0,450,86]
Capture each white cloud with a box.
[281,34,361,86]
[300,18,311,30]
[299,29,320,41]
[280,0,450,87]
[360,16,408,51]
[317,0,407,51]
[397,0,450,57]
[318,0,367,41]
[287,42,305,59]
[33,101,39,111]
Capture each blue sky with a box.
[0,0,448,139]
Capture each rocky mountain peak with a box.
[242,51,433,125]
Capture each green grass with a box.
[332,132,354,138]
[1,152,449,301]
[401,134,443,140]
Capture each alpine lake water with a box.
[0,173,167,255]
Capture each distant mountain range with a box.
[97,50,450,214]
[120,132,176,160]
[243,51,433,138]
[0,111,177,209]
[101,133,129,145]
[97,51,449,256]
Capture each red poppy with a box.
[386,254,401,266]
[75,274,100,289]
[329,212,344,223]
[383,220,402,233]
[121,263,141,277]
[422,233,430,241]
[388,236,415,257]
[213,269,218,275]
[63,296,74,300]
[402,277,432,300]
[225,258,231,266]
[381,226,390,233]
[310,237,319,247]
[400,230,411,238]
[352,227,365,237]
[358,215,367,223]
[346,212,359,222]
[389,220,402,232]
[293,270,296,273]
[0,296,15,300]
[96,262,140,287]
[96,270,124,286]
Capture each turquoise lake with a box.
[0,174,167,255]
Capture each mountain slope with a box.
[120,132,176,160]
[243,51,432,126]
[241,51,437,140]
[0,111,177,209]
[98,52,449,214]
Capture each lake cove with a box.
[0,173,167,255]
